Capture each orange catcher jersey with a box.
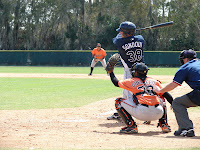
[118,77,163,106]
[91,48,107,59]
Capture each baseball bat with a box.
[136,21,174,31]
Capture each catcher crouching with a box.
[106,56,173,134]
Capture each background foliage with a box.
[0,0,200,51]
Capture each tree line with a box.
[0,0,200,51]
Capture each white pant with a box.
[121,98,164,121]
[90,58,106,68]
[123,68,133,100]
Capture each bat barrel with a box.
[136,21,174,31]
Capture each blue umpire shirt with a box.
[173,59,200,90]
[113,33,145,68]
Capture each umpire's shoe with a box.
[174,128,195,137]
[107,113,121,120]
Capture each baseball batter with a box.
[155,49,199,137]
[108,62,172,133]
[108,21,145,120]
[88,43,107,76]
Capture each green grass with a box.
[0,66,178,75]
[0,78,121,110]
[0,66,198,111]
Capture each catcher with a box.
[106,55,173,133]
[88,43,107,76]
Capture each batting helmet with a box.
[116,21,136,35]
[179,49,197,65]
[131,62,149,77]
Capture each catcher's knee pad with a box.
[115,97,125,109]
[115,98,135,126]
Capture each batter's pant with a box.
[123,68,133,100]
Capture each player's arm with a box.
[155,81,178,93]
[162,92,173,105]
[110,72,119,87]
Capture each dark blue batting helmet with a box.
[116,21,136,34]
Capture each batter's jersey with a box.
[91,48,107,59]
[173,59,200,90]
[118,77,163,106]
[113,33,145,68]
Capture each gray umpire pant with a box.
[172,94,198,131]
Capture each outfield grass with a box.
[0,78,122,110]
[0,66,185,111]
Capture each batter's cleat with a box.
[143,121,151,124]
[107,113,121,120]
[120,125,138,134]
[160,124,171,133]
[174,128,195,137]
[88,73,92,76]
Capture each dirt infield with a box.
[0,73,200,149]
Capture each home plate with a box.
[96,110,116,118]
[61,119,89,122]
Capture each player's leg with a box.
[100,58,107,69]
[172,94,197,137]
[89,59,97,76]
[115,98,138,134]
[157,103,171,133]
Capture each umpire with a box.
[155,49,200,137]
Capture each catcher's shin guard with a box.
[115,98,136,127]
[158,104,171,133]
[158,104,168,125]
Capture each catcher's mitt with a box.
[105,53,120,73]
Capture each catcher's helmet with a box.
[131,62,149,77]
[116,21,136,35]
[179,49,197,65]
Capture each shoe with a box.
[88,73,92,76]
[143,121,151,124]
[120,125,138,134]
[174,128,195,137]
[107,113,121,120]
[160,124,171,133]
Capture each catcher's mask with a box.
[116,21,136,36]
[179,49,197,65]
[131,62,149,77]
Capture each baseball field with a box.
[0,66,199,150]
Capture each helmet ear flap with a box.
[179,50,185,65]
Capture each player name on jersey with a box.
[122,41,143,51]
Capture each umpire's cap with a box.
[179,49,197,65]
[179,49,197,59]
[116,21,136,33]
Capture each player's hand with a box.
[153,86,161,94]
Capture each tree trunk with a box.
[13,0,20,49]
